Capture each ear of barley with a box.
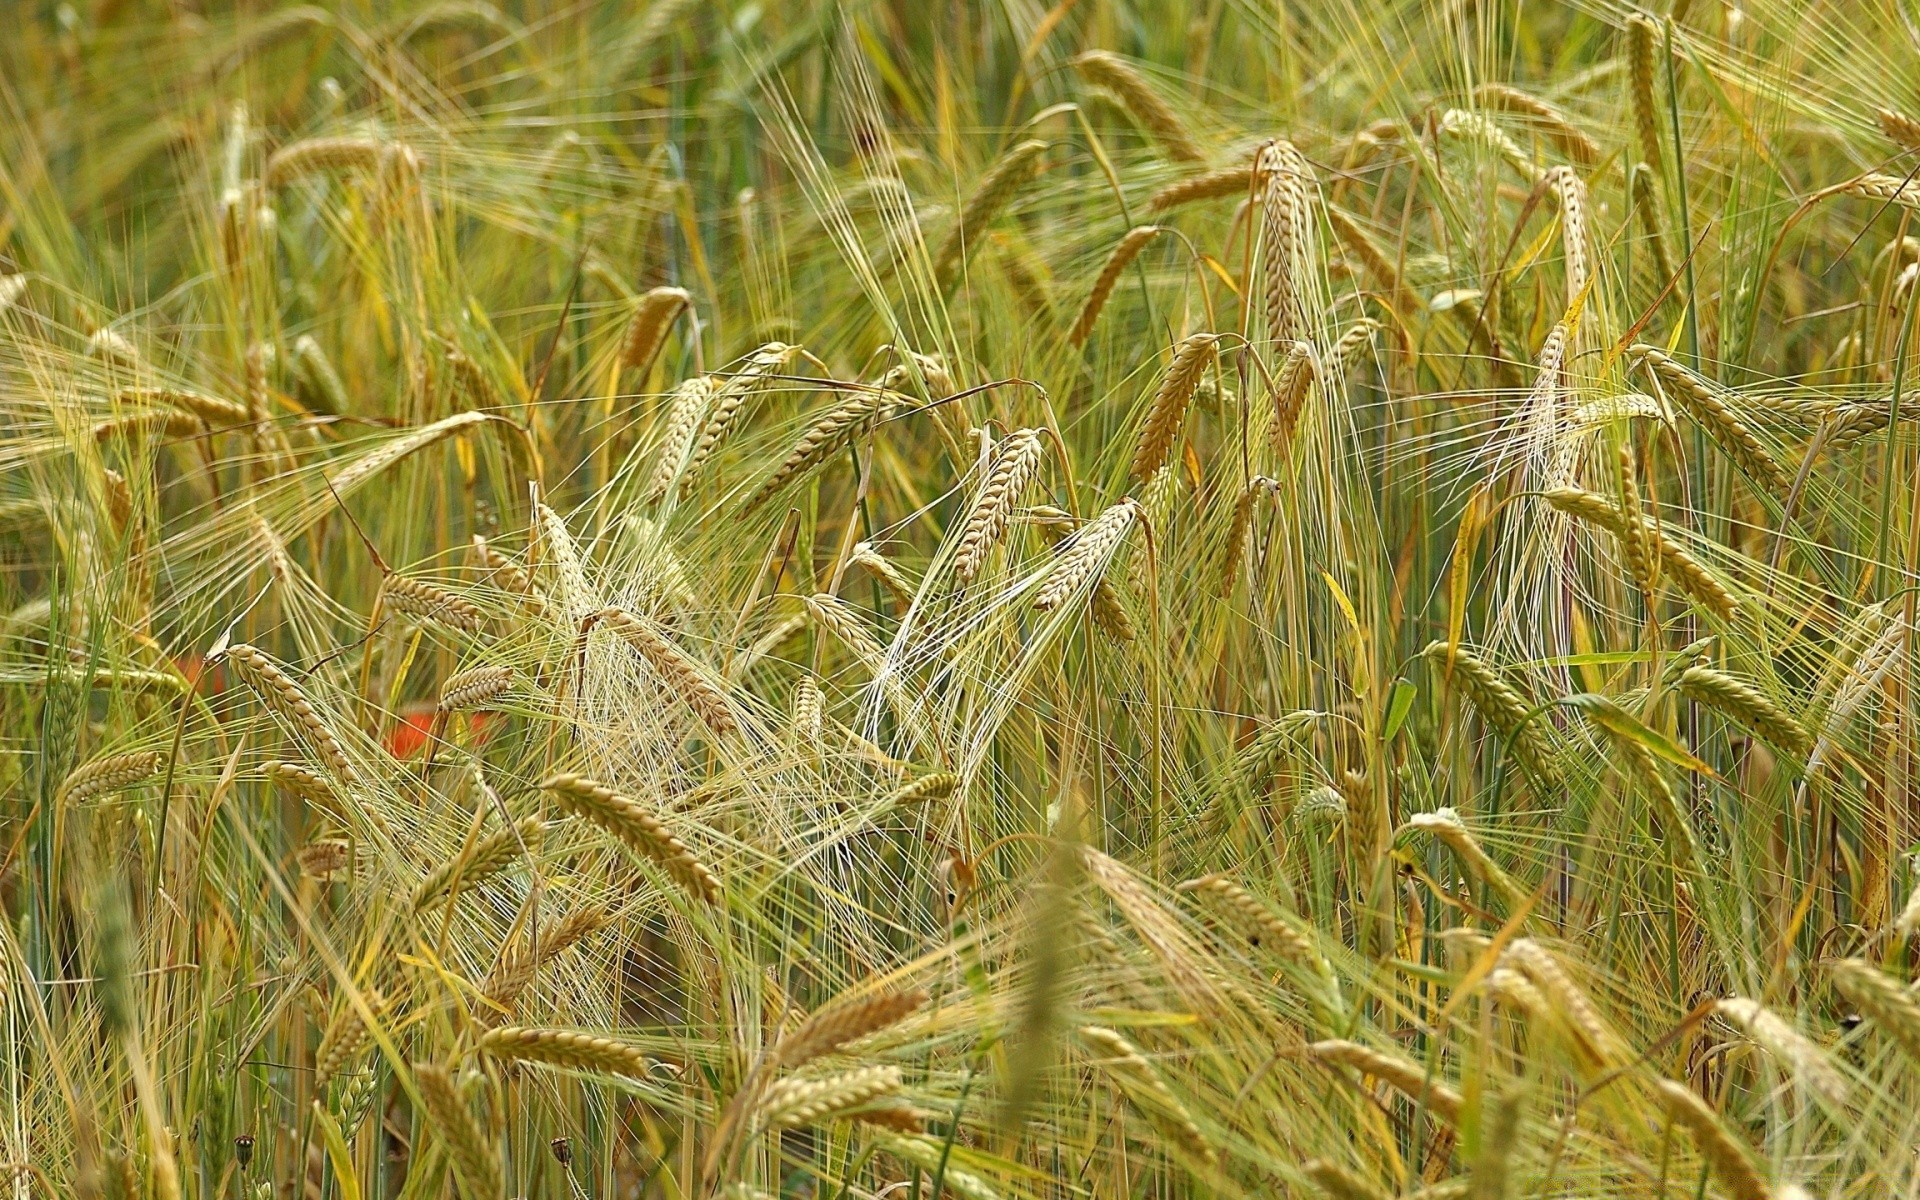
[533,502,597,620]
[411,817,543,912]
[1880,108,1920,152]
[876,1135,1002,1200]
[1545,487,1738,620]
[1147,161,1254,214]
[329,411,495,496]
[262,760,345,816]
[114,387,250,427]
[265,137,406,188]
[955,429,1046,582]
[1326,205,1415,314]
[469,535,535,597]
[1503,940,1621,1067]
[1332,317,1381,369]
[225,644,355,785]
[1408,809,1529,907]
[93,411,204,442]
[1487,965,1550,1018]
[1545,165,1590,307]
[1655,1080,1773,1200]
[1896,883,1920,938]
[1130,333,1218,481]
[1077,1026,1216,1166]
[852,1099,927,1133]
[1631,163,1676,288]
[1035,499,1140,612]
[412,1062,502,1200]
[1308,1039,1464,1124]
[645,375,718,503]
[298,838,351,880]
[680,342,803,493]
[1176,874,1331,981]
[788,674,825,744]
[1616,446,1659,595]
[1678,666,1810,755]
[848,541,913,606]
[1476,83,1599,164]
[803,592,890,664]
[382,575,485,633]
[591,608,737,735]
[887,772,960,808]
[743,389,886,512]
[1031,508,1135,640]
[476,1026,653,1077]
[57,751,163,804]
[1072,52,1203,163]
[539,773,720,903]
[437,666,512,714]
[1844,172,1920,210]
[1634,347,1791,494]
[620,286,690,372]
[1302,1159,1391,1200]
[316,990,387,1089]
[1267,339,1317,451]
[1259,141,1312,346]
[482,905,611,1017]
[1218,481,1260,594]
[933,140,1048,286]
[1470,1087,1524,1200]
[1713,997,1848,1107]
[1421,641,1560,793]
[773,987,927,1067]
[1628,17,1664,175]
[757,1065,902,1128]
[1830,957,1920,1063]
[1070,225,1164,346]
[1440,108,1540,182]
[291,334,348,415]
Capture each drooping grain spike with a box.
[1130,333,1218,481]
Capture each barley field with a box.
[4,1,1920,1197]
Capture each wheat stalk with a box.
[482,906,611,1017]
[437,665,512,713]
[645,375,718,503]
[1421,641,1559,792]
[1267,340,1317,451]
[539,773,721,903]
[744,388,886,512]
[681,342,804,493]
